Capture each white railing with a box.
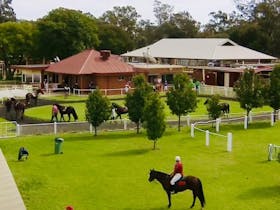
[199,85,236,98]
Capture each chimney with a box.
[100,50,111,60]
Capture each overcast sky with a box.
[12,0,237,25]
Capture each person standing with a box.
[170,156,184,192]
[51,104,59,122]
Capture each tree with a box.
[234,69,266,120]
[100,6,140,41]
[143,92,166,150]
[166,73,197,131]
[85,89,111,136]
[153,0,174,25]
[0,0,16,23]
[0,21,36,79]
[268,65,280,122]
[204,95,222,120]
[125,75,153,134]
[36,8,99,61]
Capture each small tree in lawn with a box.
[268,65,280,122]
[125,74,153,133]
[204,94,222,122]
[166,73,197,131]
[234,69,266,125]
[143,92,166,150]
[85,89,111,136]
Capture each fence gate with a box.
[0,122,17,138]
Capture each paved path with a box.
[0,149,26,210]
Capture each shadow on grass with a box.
[237,185,280,199]
[105,148,151,157]
[40,153,56,157]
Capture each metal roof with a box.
[122,38,277,60]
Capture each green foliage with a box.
[36,8,99,60]
[268,65,280,111]
[234,69,266,116]
[0,0,16,23]
[125,75,153,133]
[166,73,197,131]
[204,94,222,120]
[143,92,166,149]
[85,89,111,135]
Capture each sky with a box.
[11,0,237,25]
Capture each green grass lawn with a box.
[26,96,273,122]
[0,122,279,210]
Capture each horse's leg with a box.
[190,191,197,208]
[166,191,171,208]
[68,113,71,122]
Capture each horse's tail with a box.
[72,108,78,120]
[227,104,230,113]
[198,178,205,207]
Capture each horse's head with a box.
[149,169,156,182]
[37,88,44,95]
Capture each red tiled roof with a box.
[45,49,134,75]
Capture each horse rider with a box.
[170,156,184,193]
[51,104,59,122]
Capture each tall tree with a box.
[85,89,111,136]
[36,8,99,61]
[125,75,153,134]
[0,21,36,79]
[100,6,140,41]
[166,73,197,131]
[234,69,266,119]
[268,65,280,122]
[204,95,223,120]
[153,0,174,25]
[0,0,16,23]
[143,92,166,150]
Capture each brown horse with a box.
[25,88,44,106]
[4,98,26,120]
[149,169,205,209]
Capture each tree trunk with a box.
[94,126,97,136]
[178,115,181,132]
[153,139,157,150]
[274,109,277,122]
[136,121,140,134]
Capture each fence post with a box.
[191,123,194,137]
[268,144,273,161]
[271,112,274,126]
[216,118,220,132]
[278,110,280,120]
[89,123,93,133]
[124,119,127,130]
[206,130,210,146]
[187,114,190,127]
[227,132,232,152]
[54,122,57,134]
[244,116,248,129]
[16,123,20,136]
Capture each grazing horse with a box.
[148,169,205,209]
[111,103,128,119]
[4,97,16,113]
[54,103,78,122]
[25,88,44,106]
[14,100,26,120]
[204,98,230,114]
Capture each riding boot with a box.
[170,185,176,194]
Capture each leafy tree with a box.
[85,89,111,136]
[166,73,197,131]
[0,0,16,23]
[153,0,174,25]
[204,95,222,120]
[125,75,153,134]
[268,65,280,122]
[0,21,36,79]
[36,8,99,61]
[234,69,266,119]
[100,6,140,41]
[96,22,134,54]
[143,92,166,150]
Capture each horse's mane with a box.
[152,169,170,178]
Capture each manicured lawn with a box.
[25,96,273,122]
[0,122,279,210]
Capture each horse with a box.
[54,103,78,122]
[25,88,44,106]
[148,169,205,209]
[4,98,25,120]
[204,98,230,115]
[111,103,128,119]
[4,97,16,113]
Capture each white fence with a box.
[0,121,17,138]
[199,85,236,98]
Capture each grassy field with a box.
[25,96,273,122]
[0,122,279,210]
